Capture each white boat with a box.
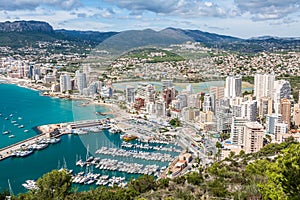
[18,125,24,128]
[3,131,9,135]
[24,130,29,133]
[9,135,15,138]
[18,117,22,120]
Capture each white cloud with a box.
[235,0,300,20]
[0,0,81,11]
[105,0,237,18]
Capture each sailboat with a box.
[59,157,73,174]
[8,179,14,198]
[2,125,9,135]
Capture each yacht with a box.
[18,125,24,128]
[24,130,29,133]
[9,135,15,138]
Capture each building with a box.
[254,73,275,101]
[230,117,248,147]
[258,97,273,118]
[273,80,291,103]
[202,94,212,112]
[244,122,264,154]
[293,103,300,126]
[155,100,166,118]
[75,71,87,95]
[241,100,257,122]
[210,86,224,100]
[176,94,188,110]
[125,85,135,104]
[187,94,201,109]
[59,74,71,93]
[224,75,242,98]
[162,87,176,107]
[280,98,291,129]
[266,114,282,134]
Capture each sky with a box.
[0,0,299,39]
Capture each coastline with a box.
[0,74,127,120]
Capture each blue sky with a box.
[0,0,299,38]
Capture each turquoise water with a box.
[0,84,179,194]
[0,84,105,148]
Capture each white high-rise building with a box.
[266,114,282,134]
[273,80,291,103]
[241,100,257,122]
[224,75,242,98]
[59,74,71,93]
[254,73,275,101]
[76,71,87,95]
[230,117,248,147]
[202,94,212,112]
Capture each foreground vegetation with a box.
[2,139,299,200]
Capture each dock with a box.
[0,133,47,161]
[0,119,104,161]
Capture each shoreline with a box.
[0,74,127,120]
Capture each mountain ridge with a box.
[0,20,299,52]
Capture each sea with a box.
[0,83,180,194]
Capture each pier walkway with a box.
[0,133,47,161]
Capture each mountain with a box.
[0,20,299,53]
[94,28,193,55]
[166,27,240,42]
[0,21,117,48]
[55,29,118,45]
[0,20,53,32]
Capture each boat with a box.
[9,135,15,138]
[3,131,10,135]
[18,125,24,128]
[18,117,22,120]
[5,117,9,120]
[49,137,60,144]
[123,135,138,141]
[24,130,29,133]
[9,114,13,117]
[11,120,17,124]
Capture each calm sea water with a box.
[0,83,179,194]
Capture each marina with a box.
[95,146,175,162]
[0,83,182,194]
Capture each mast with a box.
[8,179,13,197]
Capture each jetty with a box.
[0,119,105,161]
[0,133,48,161]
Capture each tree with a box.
[127,175,156,194]
[258,144,300,199]
[169,118,181,127]
[157,178,170,189]
[29,169,72,200]
[186,172,203,186]
[215,141,222,149]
